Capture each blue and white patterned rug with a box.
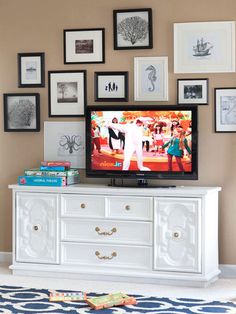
[0,285,236,313]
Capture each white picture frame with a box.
[134,56,168,101]
[44,121,85,168]
[214,88,236,133]
[174,21,235,73]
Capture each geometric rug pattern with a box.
[1,285,236,313]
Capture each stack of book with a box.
[18,161,80,186]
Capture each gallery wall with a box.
[0,0,236,264]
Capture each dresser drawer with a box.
[61,218,152,246]
[106,196,152,221]
[61,194,105,217]
[61,242,152,270]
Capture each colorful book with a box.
[18,176,66,186]
[41,161,71,168]
[86,293,137,310]
[40,166,69,171]
[25,168,79,177]
[66,175,80,185]
[49,291,87,302]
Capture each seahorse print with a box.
[145,65,157,92]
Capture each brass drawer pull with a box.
[95,227,117,236]
[95,251,117,260]
[80,203,86,209]
[125,205,130,210]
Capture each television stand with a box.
[108,178,176,188]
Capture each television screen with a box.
[86,105,198,182]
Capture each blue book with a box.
[40,166,67,171]
[18,176,66,186]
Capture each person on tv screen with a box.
[108,117,122,155]
[162,127,191,172]
[92,122,102,155]
[105,118,150,171]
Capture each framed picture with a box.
[44,121,85,168]
[18,52,45,87]
[3,93,40,132]
[177,78,208,105]
[64,28,105,64]
[174,21,235,73]
[48,70,87,117]
[95,71,128,102]
[214,88,236,133]
[113,8,153,50]
[134,56,168,101]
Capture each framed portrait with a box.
[113,8,153,50]
[134,56,168,101]
[177,78,208,105]
[18,52,45,87]
[44,121,85,168]
[3,93,40,132]
[48,70,87,117]
[95,71,128,102]
[174,21,235,73]
[214,88,236,133]
[64,28,105,64]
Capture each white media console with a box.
[9,184,221,287]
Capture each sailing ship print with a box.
[193,38,213,57]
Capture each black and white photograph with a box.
[95,71,128,102]
[64,28,105,64]
[48,70,87,117]
[3,93,40,132]
[44,121,85,168]
[18,53,45,87]
[134,57,168,101]
[215,88,236,133]
[113,8,153,50]
[177,79,208,105]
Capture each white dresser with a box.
[9,184,221,287]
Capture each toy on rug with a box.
[49,290,87,302]
[86,292,137,310]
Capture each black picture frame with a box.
[3,93,40,132]
[95,71,128,102]
[177,78,209,105]
[48,70,87,117]
[113,8,153,50]
[64,28,105,64]
[18,52,45,87]
[214,87,236,133]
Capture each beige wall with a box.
[0,0,235,264]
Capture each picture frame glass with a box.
[98,75,125,99]
[215,88,236,132]
[64,29,104,63]
[18,53,44,87]
[49,71,86,117]
[174,21,235,73]
[178,79,208,104]
[134,57,168,101]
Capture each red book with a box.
[41,161,71,168]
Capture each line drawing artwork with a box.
[58,134,84,155]
[117,16,148,45]
[193,37,213,57]
[145,65,157,92]
[220,96,236,125]
[8,98,36,128]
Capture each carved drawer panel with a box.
[61,218,152,246]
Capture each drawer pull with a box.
[80,203,86,209]
[95,251,117,260]
[125,205,130,210]
[172,231,181,239]
[95,227,117,236]
[32,224,40,231]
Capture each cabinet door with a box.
[154,197,201,273]
[16,192,59,264]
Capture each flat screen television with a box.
[86,105,198,187]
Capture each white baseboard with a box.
[219,264,236,278]
[0,252,12,263]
